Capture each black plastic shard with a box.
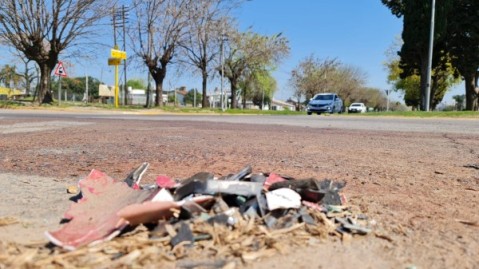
[123,162,149,187]
[226,165,253,181]
[173,172,213,201]
[171,222,194,247]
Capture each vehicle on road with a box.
[307,93,343,115]
[348,103,367,113]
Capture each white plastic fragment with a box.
[265,188,302,211]
[151,188,174,202]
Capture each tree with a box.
[184,88,203,107]
[180,0,239,108]
[220,31,289,109]
[382,0,452,110]
[446,0,479,110]
[289,56,339,102]
[132,0,191,107]
[289,55,365,107]
[17,59,38,96]
[384,37,460,110]
[452,94,465,110]
[126,79,147,90]
[0,64,21,89]
[51,76,101,100]
[0,0,110,105]
[239,68,276,109]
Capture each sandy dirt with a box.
[0,115,478,268]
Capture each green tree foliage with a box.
[51,76,101,100]
[452,94,465,110]
[357,88,388,111]
[382,0,452,110]
[0,64,22,89]
[221,31,289,108]
[240,69,276,109]
[446,0,479,110]
[184,89,203,107]
[384,36,460,110]
[126,79,147,90]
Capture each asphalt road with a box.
[1,109,478,135]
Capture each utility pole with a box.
[85,74,88,103]
[112,5,127,106]
[220,31,225,112]
[122,5,128,105]
[425,0,436,111]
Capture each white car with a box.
[348,103,367,113]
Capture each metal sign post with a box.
[54,61,68,105]
[109,46,127,108]
[58,77,61,106]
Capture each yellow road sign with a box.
[108,58,122,66]
[111,48,127,60]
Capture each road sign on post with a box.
[54,61,68,77]
[111,49,127,60]
[108,58,122,66]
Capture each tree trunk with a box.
[38,63,54,105]
[464,73,478,111]
[154,79,164,107]
[152,67,166,107]
[201,70,208,108]
[229,78,238,109]
[242,89,247,109]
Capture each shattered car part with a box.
[265,188,302,211]
[117,195,214,226]
[45,170,154,250]
[124,162,150,189]
[46,164,370,255]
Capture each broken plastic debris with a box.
[156,175,177,189]
[45,169,154,250]
[170,222,194,247]
[266,188,301,211]
[225,165,252,181]
[263,173,286,191]
[151,188,174,202]
[46,164,369,254]
[117,195,214,226]
[124,162,149,189]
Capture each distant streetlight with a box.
[425,0,436,111]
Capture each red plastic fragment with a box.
[263,173,286,191]
[117,195,214,226]
[156,175,177,189]
[45,169,154,250]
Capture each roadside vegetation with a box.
[2,99,477,118]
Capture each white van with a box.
[307,93,343,115]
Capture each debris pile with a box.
[1,164,373,268]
